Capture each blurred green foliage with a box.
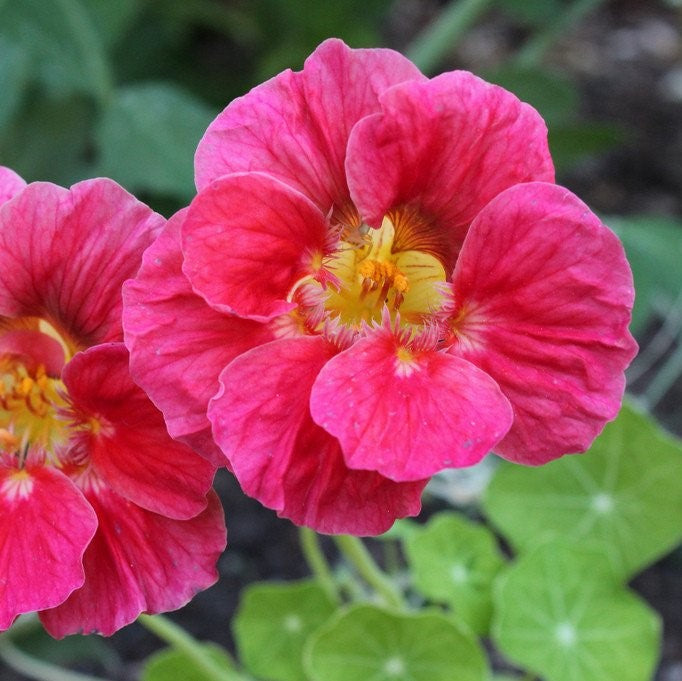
[0,0,629,214]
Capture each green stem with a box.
[406,0,493,73]
[0,636,110,681]
[642,339,682,409]
[334,535,405,609]
[137,614,241,681]
[514,0,606,68]
[299,527,341,604]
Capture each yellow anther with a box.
[18,377,34,397]
[357,258,409,310]
[393,273,409,294]
[358,260,377,281]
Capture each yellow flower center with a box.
[0,319,79,466]
[311,215,447,331]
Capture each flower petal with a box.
[63,343,215,520]
[347,72,554,270]
[0,326,65,377]
[39,488,225,637]
[209,336,426,535]
[123,209,274,464]
[0,179,164,347]
[0,166,25,204]
[0,463,97,630]
[309,326,513,481]
[195,38,423,213]
[183,173,330,321]
[450,182,637,464]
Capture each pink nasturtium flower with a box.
[124,39,637,535]
[0,169,226,637]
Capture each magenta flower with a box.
[124,39,637,535]
[0,169,225,637]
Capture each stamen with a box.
[357,259,410,310]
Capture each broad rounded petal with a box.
[450,182,638,464]
[195,38,423,213]
[63,343,215,520]
[209,336,426,535]
[0,166,26,204]
[123,209,274,464]
[0,179,164,347]
[40,489,225,637]
[0,463,97,630]
[183,173,330,321]
[347,72,554,270]
[310,327,513,481]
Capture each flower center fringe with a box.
[292,214,447,341]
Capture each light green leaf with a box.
[374,518,421,542]
[95,82,216,200]
[483,402,682,580]
[304,604,487,681]
[492,543,661,681]
[608,215,682,334]
[0,38,30,129]
[0,0,111,100]
[404,512,505,634]
[233,579,335,681]
[141,644,240,681]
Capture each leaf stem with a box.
[137,613,241,681]
[0,635,110,681]
[299,527,341,605]
[334,535,406,610]
[406,0,493,73]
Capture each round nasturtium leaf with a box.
[141,644,244,681]
[483,402,682,580]
[304,604,488,681]
[404,512,505,634]
[233,579,335,681]
[492,543,661,681]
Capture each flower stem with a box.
[514,0,606,68]
[334,535,406,610]
[137,613,241,681]
[299,527,341,605]
[406,0,493,74]
[0,635,110,681]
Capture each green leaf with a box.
[141,644,238,681]
[0,38,30,129]
[95,82,216,200]
[80,0,141,47]
[404,512,505,634]
[374,518,421,542]
[492,542,661,681]
[304,604,487,681]
[0,0,111,101]
[233,579,335,681]
[0,95,96,185]
[483,402,682,580]
[485,66,579,126]
[608,215,682,334]
[549,121,627,171]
